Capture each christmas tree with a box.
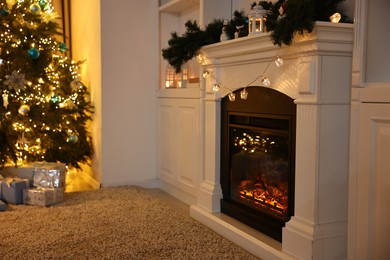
[0,0,93,169]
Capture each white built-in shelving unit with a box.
[348,0,390,259]
[156,0,233,204]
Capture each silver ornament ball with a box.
[30,4,41,14]
[68,134,79,144]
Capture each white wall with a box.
[100,0,158,186]
[232,0,355,19]
[71,0,158,187]
[70,0,102,184]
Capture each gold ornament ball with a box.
[18,104,30,115]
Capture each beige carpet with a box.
[0,186,259,259]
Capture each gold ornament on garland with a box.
[329,12,341,23]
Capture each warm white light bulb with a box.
[275,56,284,67]
[240,89,248,100]
[330,13,341,23]
[228,92,236,101]
[212,83,220,92]
[261,77,271,87]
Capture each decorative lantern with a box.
[165,64,187,88]
[248,5,267,35]
[186,58,200,83]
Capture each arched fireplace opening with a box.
[220,86,296,242]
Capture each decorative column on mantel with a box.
[191,22,354,259]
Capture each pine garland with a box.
[262,0,348,46]
[162,1,350,72]
[162,11,247,72]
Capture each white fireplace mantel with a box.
[189,21,354,259]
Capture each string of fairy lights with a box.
[0,0,85,164]
[196,52,285,101]
[171,11,343,101]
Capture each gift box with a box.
[33,164,65,188]
[0,177,33,204]
[23,187,64,207]
[0,162,66,180]
[0,164,36,179]
[0,200,6,211]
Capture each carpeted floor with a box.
[0,186,259,259]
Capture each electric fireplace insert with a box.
[220,87,296,242]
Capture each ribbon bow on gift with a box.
[0,175,32,195]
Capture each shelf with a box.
[157,87,203,99]
[159,0,199,14]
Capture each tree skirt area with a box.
[0,186,259,259]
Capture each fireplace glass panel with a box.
[220,87,296,241]
[229,119,290,222]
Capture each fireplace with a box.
[220,87,296,241]
[187,22,353,259]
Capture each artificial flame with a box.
[239,178,288,220]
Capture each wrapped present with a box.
[0,176,33,204]
[0,164,36,179]
[23,187,64,207]
[0,162,66,180]
[0,200,6,211]
[33,164,65,188]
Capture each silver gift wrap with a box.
[1,161,66,180]
[23,187,64,207]
[33,165,65,188]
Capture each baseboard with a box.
[190,205,296,260]
[158,180,197,206]
[101,178,161,189]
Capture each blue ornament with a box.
[245,17,249,24]
[0,8,8,15]
[28,48,40,59]
[50,95,61,103]
[68,134,79,144]
[39,0,49,10]
[59,43,67,53]
[30,4,41,14]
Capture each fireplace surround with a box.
[189,22,353,259]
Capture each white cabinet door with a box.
[349,103,390,259]
[157,98,201,204]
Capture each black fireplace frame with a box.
[220,86,296,242]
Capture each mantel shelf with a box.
[159,0,200,14]
[201,21,354,62]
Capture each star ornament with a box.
[4,71,26,91]
[70,77,83,92]
[17,132,30,149]
[41,11,59,23]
